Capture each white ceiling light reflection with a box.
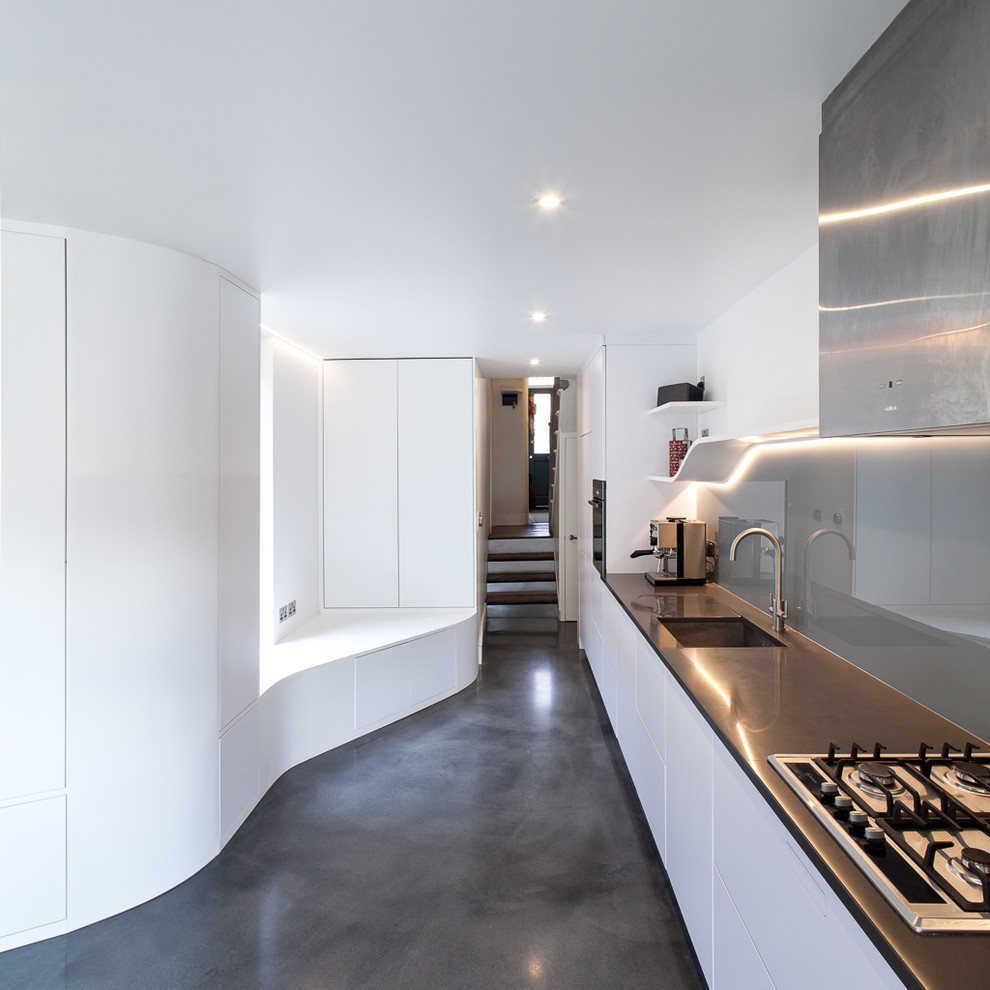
[530,311,547,323]
[532,669,554,710]
[534,193,566,210]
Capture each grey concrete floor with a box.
[0,622,705,990]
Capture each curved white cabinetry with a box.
[0,222,480,953]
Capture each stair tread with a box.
[486,571,556,583]
[487,551,554,562]
[486,591,559,605]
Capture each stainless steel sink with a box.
[658,616,784,649]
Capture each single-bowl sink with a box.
[659,616,784,649]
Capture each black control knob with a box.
[865,827,886,849]
[848,810,868,835]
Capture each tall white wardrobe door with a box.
[398,359,474,607]
[0,230,66,800]
[323,360,399,606]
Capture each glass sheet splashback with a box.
[695,436,990,742]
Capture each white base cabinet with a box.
[712,745,903,990]
[665,669,715,985]
[588,585,904,990]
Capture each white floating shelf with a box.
[648,421,819,484]
[647,400,726,416]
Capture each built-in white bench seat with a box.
[260,608,477,693]
[241,609,480,838]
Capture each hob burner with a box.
[949,848,990,887]
[954,763,990,791]
[851,761,901,796]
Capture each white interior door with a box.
[557,433,579,621]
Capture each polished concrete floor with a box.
[1,623,705,990]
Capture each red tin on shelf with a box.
[669,428,689,476]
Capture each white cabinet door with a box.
[0,230,66,801]
[666,675,714,985]
[323,360,399,606]
[614,606,638,753]
[713,867,775,990]
[398,359,474,607]
[599,589,618,724]
[0,797,66,938]
[712,745,902,990]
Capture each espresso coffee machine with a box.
[630,518,707,586]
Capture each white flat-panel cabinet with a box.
[589,586,902,990]
[665,674,714,985]
[0,797,66,938]
[323,359,475,609]
[0,230,66,802]
[614,606,638,753]
[712,745,903,990]
[323,360,399,607]
[398,359,474,607]
[65,230,221,929]
[713,867,775,990]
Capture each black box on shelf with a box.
[657,382,704,405]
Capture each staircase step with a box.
[486,590,558,605]
[487,559,555,578]
[487,583,557,598]
[485,616,560,635]
[488,537,554,555]
[487,551,554,562]
[486,571,556,584]
[487,602,559,618]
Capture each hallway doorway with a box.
[528,385,553,510]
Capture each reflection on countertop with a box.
[612,573,986,762]
[793,585,990,744]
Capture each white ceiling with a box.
[0,0,906,377]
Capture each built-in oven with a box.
[588,479,605,576]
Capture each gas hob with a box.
[771,743,990,933]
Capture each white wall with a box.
[557,378,577,434]
[696,244,819,440]
[272,338,322,638]
[603,342,698,573]
[490,378,529,526]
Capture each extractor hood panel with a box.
[819,0,990,437]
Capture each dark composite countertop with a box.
[604,572,990,990]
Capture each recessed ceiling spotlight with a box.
[534,193,566,210]
[530,311,547,323]
[530,358,541,366]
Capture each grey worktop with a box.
[604,572,990,990]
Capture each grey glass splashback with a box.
[696,436,990,741]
